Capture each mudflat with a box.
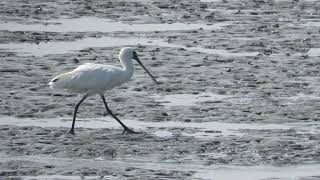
[1,0,320,179]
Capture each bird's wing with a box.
[66,64,124,93]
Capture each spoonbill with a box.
[49,47,158,135]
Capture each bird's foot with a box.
[67,129,75,135]
[122,127,142,135]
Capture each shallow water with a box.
[8,164,320,180]
[0,36,259,57]
[2,154,320,180]
[303,21,320,27]
[17,175,109,180]
[152,92,232,106]
[0,17,259,57]
[0,115,318,138]
[0,17,228,32]
[194,164,320,180]
[308,48,320,57]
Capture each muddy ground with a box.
[1,0,320,179]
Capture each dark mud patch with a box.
[1,44,320,124]
[0,30,101,44]
[0,125,320,178]
[1,125,320,164]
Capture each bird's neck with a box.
[120,58,134,78]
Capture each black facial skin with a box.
[133,51,139,61]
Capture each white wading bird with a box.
[49,47,158,135]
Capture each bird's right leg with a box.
[68,94,88,135]
[100,94,140,134]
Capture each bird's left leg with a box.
[100,94,140,134]
[68,94,88,135]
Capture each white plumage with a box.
[49,63,131,94]
[49,47,157,135]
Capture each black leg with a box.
[68,95,88,135]
[100,94,140,134]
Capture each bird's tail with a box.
[48,72,72,89]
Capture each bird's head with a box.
[119,47,158,84]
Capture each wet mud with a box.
[1,0,320,179]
